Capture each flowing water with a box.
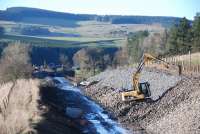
[53,77,128,134]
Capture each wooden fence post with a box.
[198,65,200,74]
[178,65,182,75]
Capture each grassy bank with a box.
[0,79,81,134]
[0,79,41,134]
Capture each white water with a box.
[53,77,128,134]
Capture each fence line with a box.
[162,53,200,75]
[146,52,200,75]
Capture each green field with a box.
[0,34,124,48]
[0,19,164,48]
[42,36,123,42]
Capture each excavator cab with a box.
[139,82,151,97]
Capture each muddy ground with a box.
[83,67,200,134]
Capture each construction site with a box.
[1,53,200,134]
[0,1,200,134]
[83,53,200,134]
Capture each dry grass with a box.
[0,79,42,134]
[179,52,200,65]
[164,52,200,65]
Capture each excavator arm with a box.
[121,53,169,101]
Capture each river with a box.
[53,77,128,134]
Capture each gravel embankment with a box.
[84,67,200,134]
[87,67,181,100]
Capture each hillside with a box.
[0,7,179,49]
[0,7,182,27]
[84,66,200,133]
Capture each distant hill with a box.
[0,7,93,27]
[0,7,182,27]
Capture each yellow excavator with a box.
[121,53,171,101]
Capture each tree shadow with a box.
[35,85,82,134]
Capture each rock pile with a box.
[84,67,200,134]
[87,67,181,100]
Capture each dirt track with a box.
[83,67,200,134]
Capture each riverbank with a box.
[0,79,81,134]
[83,66,200,133]
[0,79,41,134]
[50,77,128,134]
[37,81,82,134]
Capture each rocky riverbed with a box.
[83,67,200,133]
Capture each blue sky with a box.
[0,0,199,20]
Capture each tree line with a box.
[12,26,50,36]
[167,13,200,54]
[123,13,200,64]
[0,42,119,81]
[72,47,118,75]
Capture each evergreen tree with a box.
[168,17,192,54]
[168,24,179,54]
[192,13,200,50]
[126,31,149,63]
[177,17,192,51]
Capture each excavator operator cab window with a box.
[139,82,151,97]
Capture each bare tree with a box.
[102,54,111,69]
[59,54,71,70]
[0,42,32,83]
[73,48,90,70]
[87,48,103,75]
[73,48,103,75]
[113,47,128,67]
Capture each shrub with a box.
[0,42,32,83]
